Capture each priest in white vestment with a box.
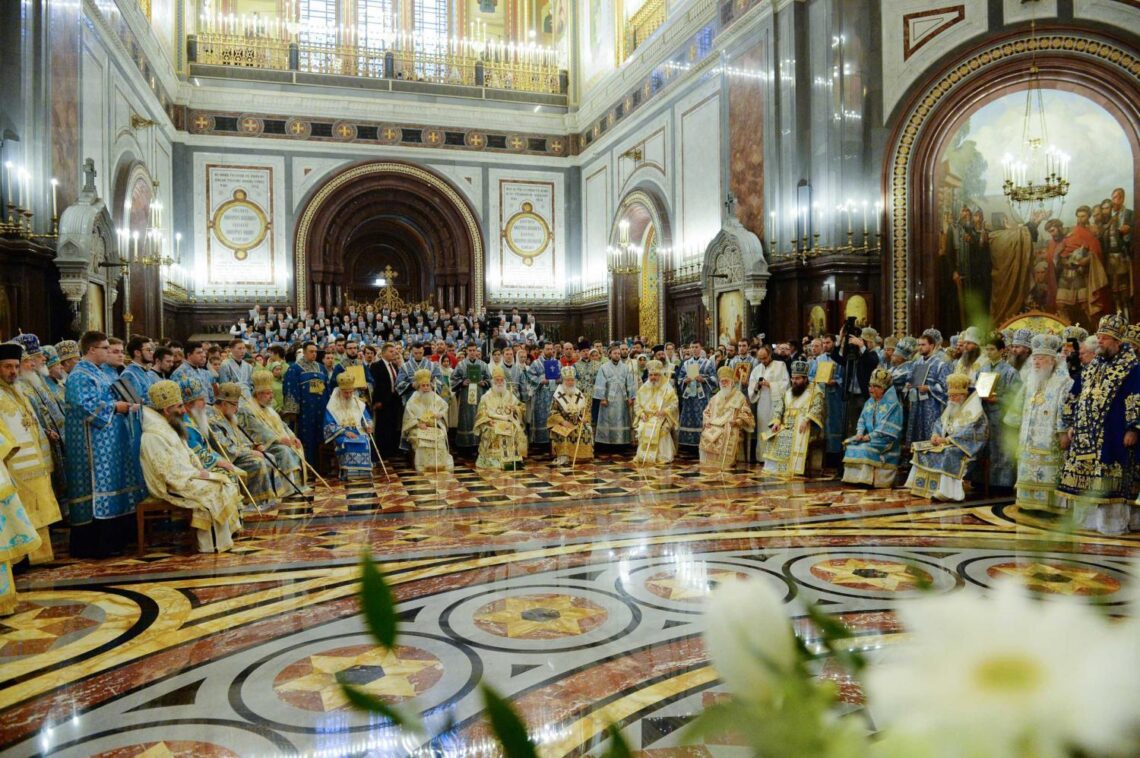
[748,345,789,460]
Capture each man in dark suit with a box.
[830,324,881,437]
[370,341,405,458]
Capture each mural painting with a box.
[936,89,1133,330]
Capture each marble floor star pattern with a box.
[0,457,1136,756]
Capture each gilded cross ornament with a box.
[550,139,563,153]
[426,130,441,144]
[290,121,306,135]
[382,127,398,141]
[509,136,525,150]
[337,124,353,138]
[468,133,484,147]
[193,116,210,130]
[241,118,259,133]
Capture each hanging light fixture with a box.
[1001,5,1070,215]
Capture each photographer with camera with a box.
[830,318,881,452]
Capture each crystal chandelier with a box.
[1001,12,1069,213]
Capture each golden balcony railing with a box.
[189,32,568,96]
[624,0,667,61]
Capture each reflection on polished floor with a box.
[2,455,1136,756]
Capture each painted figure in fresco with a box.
[1102,188,1134,320]
[1053,205,1111,328]
[943,206,987,325]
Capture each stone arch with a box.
[883,28,1140,335]
[293,160,485,312]
[609,185,673,343]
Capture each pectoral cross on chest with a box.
[1089,385,1106,405]
[1030,391,1045,406]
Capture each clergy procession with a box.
[1,308,1139,615]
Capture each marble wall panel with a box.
[583,161,611,285]
[675,81,722,252]
[51,0,81,214]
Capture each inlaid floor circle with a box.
[786,551,959,600]
[232,631,478,733]
[272,642,444,712]
[957,554,1129,598]
[615,556,790,614]
[440,584,639,653]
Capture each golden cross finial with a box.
[382,265,398,283]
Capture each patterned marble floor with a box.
[1,456,1136,757]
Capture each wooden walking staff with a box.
[367,431,392,482]
[570,408,588,469]
[208,427,262,514]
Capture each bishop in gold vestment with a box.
[473,367,528,471]
[0,343,61,564]
[633,360,680,466]
[548,367,594,465]
[700,365,756,469]
[763,360,825,478]
[402,369,453,473]
[0,416,43,615]
[139,381,242,553]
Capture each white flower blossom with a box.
[865,581,1140,757]
[703,576,796,703]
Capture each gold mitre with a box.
[946,373,971,393]
[717,365,734,381]
[490,364,506,379]
[148,380,182,410]
[647,359,665,375]
[252,370,275,393]
[216,382,243,404]
[336,373,356,390]
[413,368,433,386]
[869,367,892,390]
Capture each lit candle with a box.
[875,200,883,235]
[19,168,30,210]
[845,202,853,234]
[175,232,182,260]
[3,162,11,208]
[132,230,139,262]
[50,177,58,218]
[862,199,868,236]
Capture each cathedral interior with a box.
[0,0,1138,755]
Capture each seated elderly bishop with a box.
[210,383,280,509]
[237,370,306,492]
[905,373,989,501]
[633,360,680,466]
[473,366,528,470]
[700,365,756,469]
[324,373,374,480]
[401,369,454,473]
[0,342,61,564]
[548,366,594,466]
[139,380,242,553]
[1004,335,1073,512]
[763,360,825,478]
[842,368,904,488]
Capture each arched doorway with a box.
[110,161,159,340]
[883,28,1140,336]
[609,188,671,343]
[294,161,484,313]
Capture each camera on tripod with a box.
[840,316,859,362]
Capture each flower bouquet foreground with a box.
[349,554,1140,757]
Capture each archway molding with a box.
[293,160,485,312]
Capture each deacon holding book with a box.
[452,344,492,453]
[525,342,561,448]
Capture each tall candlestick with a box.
[132,231,139,262]
[50,177,58,218]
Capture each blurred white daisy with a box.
[865,581,1140,757]
[704,576,797,703]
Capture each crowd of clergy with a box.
[1,308,1138,616]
